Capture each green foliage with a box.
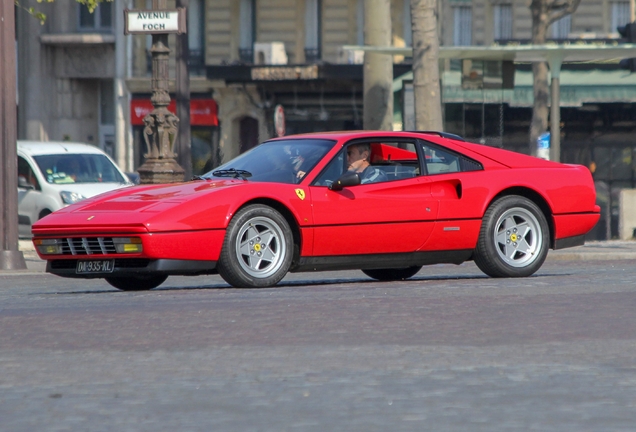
[16,0,113,24]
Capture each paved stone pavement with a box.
[3,241,636,431]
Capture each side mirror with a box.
[18,176,35,190]
[329,171,361,191]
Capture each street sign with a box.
[124,9,186,34]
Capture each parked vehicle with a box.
[18,141,132,238]
[32,131,600,290]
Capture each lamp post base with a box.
[138,158,185,184]
[0,250,27,270]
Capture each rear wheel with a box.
[362,266,422,281]
[105,275,168,291]
[217,205,293,288]
[474,195,549,278]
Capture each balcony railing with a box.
[239,48,254,64]
[304,48,321,63]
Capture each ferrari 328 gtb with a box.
[32,131,600,290]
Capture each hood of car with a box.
[32,179,249,234]
[74,179,244,210]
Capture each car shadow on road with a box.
[44,272,566,295]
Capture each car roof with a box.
[265,130,462,142]
[17,141,107,156]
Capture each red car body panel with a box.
[32,131,600,279]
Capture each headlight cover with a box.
[60,191,86,205]
[33,238,63,255]
[113,237,143,253]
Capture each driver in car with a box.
[346,143,387,184]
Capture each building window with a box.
[189,0,205,75]
[453,6,472,46]
[551,15,571,39]
[239,0,256,63]
[611,1,631,32]
[494,4,513,41]
[79,1,112,32]
[305,0,321,61]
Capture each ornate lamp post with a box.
[125,2,186,184]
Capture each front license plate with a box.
[76,260,115,274]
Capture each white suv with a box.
[17,141,132,238]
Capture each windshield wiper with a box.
[212,168,252,180]
[191,175,207,181]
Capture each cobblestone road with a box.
[1,258,636,431]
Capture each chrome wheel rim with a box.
[493,207,543,268]
[235,216,286,278]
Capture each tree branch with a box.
[15,0,112,24]
[547,0,582,26]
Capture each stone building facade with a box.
[17,0,636,238]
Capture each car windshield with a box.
[33,154,127,184]
[205,139,335,184]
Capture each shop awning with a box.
[130,99,218,126]
[346,43,636,161]
[344,43,636,64]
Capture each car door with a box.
[308,139,438,256]
[17,156,44,237]
[415,140,485,252]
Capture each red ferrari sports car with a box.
[32,131,600,290]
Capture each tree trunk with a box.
[410,0,443,131]
[528,0,581,158]
[529,1,549,157]
[363,0,393,130]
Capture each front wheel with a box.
[105,275,168,291]
[362,266,422,281]
[217,205,294,288]
[474,195,549,278]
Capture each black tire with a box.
[217,205,294,288]
[474,195,549,278]
[105,275,168,291]
[362,266,422,281]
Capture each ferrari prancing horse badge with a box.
[295,189,306,200]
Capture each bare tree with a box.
[410,0,443,131]
[528,0,581,157]
[363,0,393,130]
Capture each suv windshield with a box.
[206,139,334,184]
[33,154,127,184]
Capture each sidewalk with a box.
[547,240,636,261]
[9,239,636,274]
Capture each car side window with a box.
[368,141,420,181]
[17,156,41,191]
[420,143,482,175]
[312,140,420,187]
[313,149,345,187]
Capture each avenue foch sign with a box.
[124,8,186,34]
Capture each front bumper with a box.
[47,258,217,278]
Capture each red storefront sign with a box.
[130,99,218,126]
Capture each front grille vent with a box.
[62,237,117,255]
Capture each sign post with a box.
[274,104,286,137]
[124,2,186,184]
